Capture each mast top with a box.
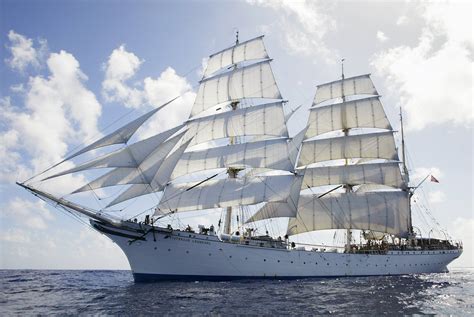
[235,29,239,45]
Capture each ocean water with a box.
[1,269,473,315]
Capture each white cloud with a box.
[1,35,102,195]
[10,83,25,93]
[0,228,32,244]
[371,2,473,131]
[139,68,195,139]
[428,190,446,204]
[411,166,443,185]
[247,0,337,63]
[101,45,196,138]
[2,50,102,173]
[2,197,54,230]
[102,45,144,108]
[0,225,130,269]
[448,217,474,268]
[5,30,47,73]
[396,15,408,26]
[376,31,388,43]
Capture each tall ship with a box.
[18,35,462,281]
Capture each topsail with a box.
[204,35,268,79]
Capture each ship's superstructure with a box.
[18,35,462,281]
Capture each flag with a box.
[430,175,440,183]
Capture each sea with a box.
[1,269,473,315]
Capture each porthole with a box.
[209,253,212,256]
[168,248,171,251]
[277,260,280,263]
[264,259,266,262]
[186,250,189,254]
[154,247,157,250]
[291,261,294,264]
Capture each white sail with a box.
[305,96,391,138]
[298,131,399,166]
[204,36,268,78]
[45,125,185,179]
[191,60,282,117]
[64,98,177,161]
[314,74,377,105]
[157,175,302,213]
[106,140,191,207]
[302,162,404,188]
[106,184,156,208]
[72,134,186,193]
[245,202,296,223]
[184,101,287,146]
[287,191,410,237]
[171,137,301,179]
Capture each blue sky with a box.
[0,0,472,269]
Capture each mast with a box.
[400,106,409,183]
[223,30,241,235]
[340,59,352,253]
[400,105,413,237]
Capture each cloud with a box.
[0,228,32,244]
[139,67,195,139]
[428,190,446,204]
[396,15,408,26]
[101,45,196,138]
[102,45,144,108]
[448,217,474,268]
[411,166,443,185]
[371,2,473,131]
[376,31,388,43]
[5,30,47,73]
[0,225,130,269]
[2,197,54,230]
[1,34,102,194]
[247,0,337,63]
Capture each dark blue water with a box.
[1,269,473,315]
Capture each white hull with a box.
[93,221,462,281]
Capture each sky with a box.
[0,0,472,269]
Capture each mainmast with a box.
[341,59,353,253]
[224,30,242,235]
